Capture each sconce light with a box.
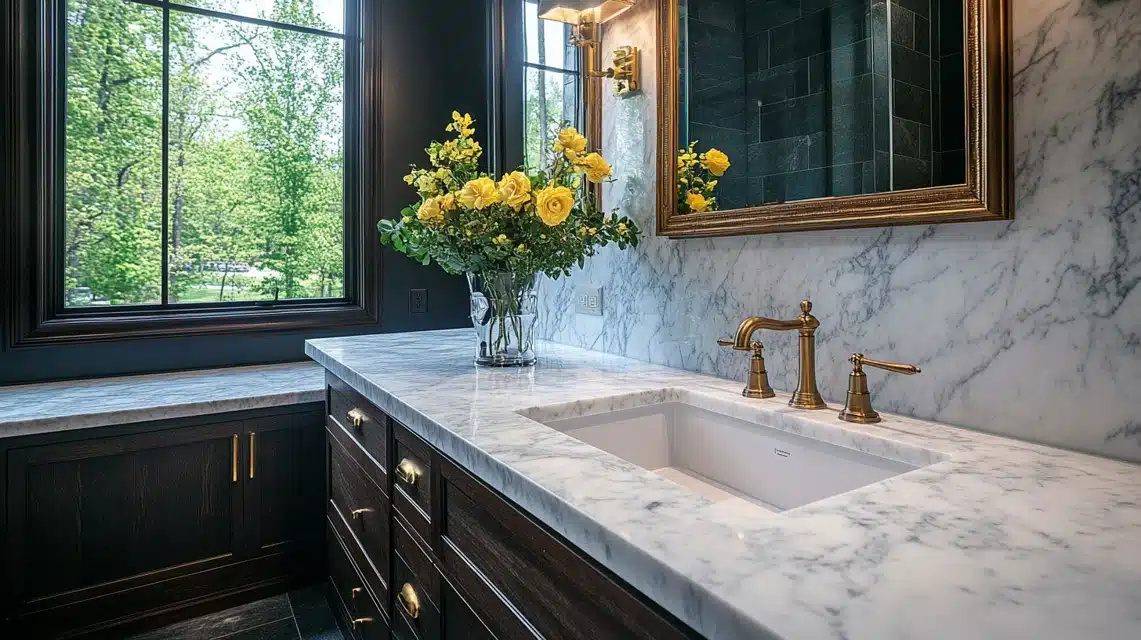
[537,0,640,96]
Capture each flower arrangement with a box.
[676,142,731,213]
[378,111,641,366]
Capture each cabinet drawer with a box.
[329,434,389,611]
[328,380,388,478]
[328,518,367,619]
[394,514,441,637]
[438,458,693,640]
[393,422,433,543]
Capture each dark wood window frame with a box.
[2,0,383,347]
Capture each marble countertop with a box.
[0,362,325,439]
[307,330,1141,640]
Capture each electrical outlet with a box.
[410,289,428,314]
[575,286,603,316]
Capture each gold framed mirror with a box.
[656,0,1011,237]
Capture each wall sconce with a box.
[537,0,640,96]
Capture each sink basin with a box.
[524,390,943,513]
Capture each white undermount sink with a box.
[523,390,945,513]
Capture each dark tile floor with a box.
[127,585,343,640]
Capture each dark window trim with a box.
[2,0,382,348]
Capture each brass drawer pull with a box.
[351,617,373,629]
[350,586,362,600]
[248,432,256,479]
[398,583,420,619]
[395,458,423,486]
[347,408,366,428]
[351,507,374,520]
[231,434,239,483]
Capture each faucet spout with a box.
[719,300,827,410]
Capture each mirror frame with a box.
[656,0,1011,238]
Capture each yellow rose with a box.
[416,197,445,224]
[702,148,731,176]
[553,127,587,157]
[686,191,709,212]
[534,186,575,227]
[497,171,532,211]
[573,152,612,183]
[457,177,501,210]
[438,192,457,211]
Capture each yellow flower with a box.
[554,127,588,157]
[457,177,501,210]
[588,227,597,236]
[494,233,509,245]
[573,152,612,183]
[617,222,628,234]
[534,185,575,227]
[702,148,731,176]
[686,191,709,212]
[403,173,416,185]
[497,171,532,211]
[438,192,457,211]
[416,197,445,224]
[706,179,718,190]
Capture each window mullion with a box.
[160,1,170,306]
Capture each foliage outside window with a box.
[63,0,348,308]
[522,1,581,173]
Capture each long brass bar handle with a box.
[852,353,921,375]
[231,434,239,483]
[398,583,421,619]
[249,432,256,479]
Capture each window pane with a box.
[523,68,581,172]
[523,0,577,71]
[172,0,345,34]
[168,10,345,303]
[64,0,163,307]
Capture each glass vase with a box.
[467,272,539,367]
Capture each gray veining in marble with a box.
[307,330,1141,640]
[536,0,1141,462]
[0,362,325,439]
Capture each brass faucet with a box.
[718,300,827,410]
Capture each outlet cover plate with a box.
[410,289,428,314]
[575,286,603,316]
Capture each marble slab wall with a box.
[538,0,1141,462]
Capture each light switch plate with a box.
[575,286,603,316]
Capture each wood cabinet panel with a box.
[328,431,390,593]
[328,375,389,483]
[8,422,241,603]
[439,458,695,640]
[2,404,325,638]
[245,409,325,555]
[392,422,433,544]
[441,580,497,640]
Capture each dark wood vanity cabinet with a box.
[1,403,325,638]
[322,372,697,640]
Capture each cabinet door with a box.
[5,421,244,616]
[242,408,325,556]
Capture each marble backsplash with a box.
[538,0,1141,462]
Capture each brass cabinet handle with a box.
[231,434,239,483]
[398,583,420,619]
[395,458,422,486]
[351,507,374,520]
[351,617,373,630]
[249,432,256,479]
[350,586,362,600]
[347,408,365,428]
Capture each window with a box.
[522,1,581,172]
[62,0,350,308]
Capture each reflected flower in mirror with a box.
[676,142,730,214]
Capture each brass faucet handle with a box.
[717,337,745,350]
[850,353,921,375]
[840,353,921,424]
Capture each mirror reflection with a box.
[677,0,966,213]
